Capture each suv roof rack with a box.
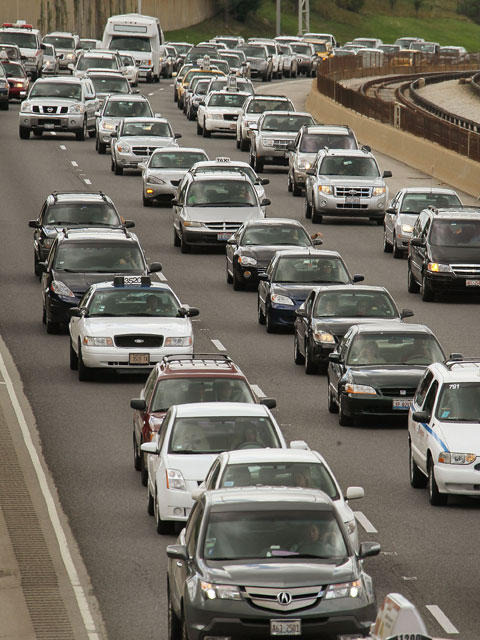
[162,353,232,364]
[444,355,480,370]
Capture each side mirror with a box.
[199,100,205,106]
[94,110,101,117]
[257,273,269,281]
[312,238,323,246]
[131,88,140,94]
[191,487,205,501]
[138,162,146,170]
[359,541,381,559]
[69,307,85,318]
[412,410,430,423]
[383,170,392,178]
[328,352,340,363]
[141,442,159,455]
[410,237,425,248]
[227,237,237,245]
[261,198,271,207]
[353,274,364,283]
[41,43,46,50]
[110,133,117,139]
[171,199,179,206]
[166,544,188,561]
[148,262,162,273]
[29,220,40,228]
[400,308,414,319]
[289,440,309,450]
[172,71,177,77]
[130,398,146,411]
[386,207,396,214]
[295,308,307,317]
[123,220,135,228]
[306,168,315,176]
[67,63,74,71]
[154,112,162,118]
[174,132,182,139]
[259,397,276,409]
[186,307,199,317]
[260,178,269,185]
[249,123,258,130]
[287,140,296,151]
[345,486,364,500]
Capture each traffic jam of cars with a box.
[2,11,479,640]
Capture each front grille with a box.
[379,387,417,397]
[273,139,289,146]
[335,186,372,198]
[132,146,157,156]
[450,264,480,278]
[42,105,59,114]
[243,585,324,612]
[32,105,40,113]
[223,113,238,121]
[114,334,163,348]
[40,118,61,125]
[204,221,241,233]
[336,203,368,209]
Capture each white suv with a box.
[408,357,480,506]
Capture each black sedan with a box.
[294,285,414,374]
[226,218,322,290]
[257,248,364,333]
[327,322,445,426]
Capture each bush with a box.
[335,0,365,13]
[458,0,480,23]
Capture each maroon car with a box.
[130,354,275,485]
[1,60,29,99]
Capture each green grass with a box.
[165,0,480,51]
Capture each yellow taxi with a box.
[177,62,225,108]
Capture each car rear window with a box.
[151,377,254,411]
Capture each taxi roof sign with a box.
[371,593,429,640]
[113,275,151,287]
[215,157,231,163]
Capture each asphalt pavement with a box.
[0,76,478,639]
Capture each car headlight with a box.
[50,280,75,298]
[245,119,256,127]
[325,580,361,599]
[270,293,294,306]
[21,101,33,113]
[43,61,52,68]
[200,581,242,600]
[42,238,54,248]
[427,262,452,273]
[297,160,311,169]
[68,103,85,114]
[116,142,131,153]
[345,383,377,395]
[66,53,75,60]
[101,121,116,131]
[313,330,335,344]
[183,220,203,227]
[401,223,414,234]
[165,468,186,490]
[438,452,476,465]
[82,336,113,347]
[146,175,166,184]
[373,186,386,196]
[319,185,332,194]
[238,255,257,266]
[261,137,274,147]
[164,336,192,347]
[27,56,36,62]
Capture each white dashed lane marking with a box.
[59,145,67,150]
[156,272,167,281]
[211,339,227,352]
[426,605,459,634]
[251,384,266,398]
[71,161,78,167]
[353,511,378,533]
[83,178,92,185]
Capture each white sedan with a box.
[141,402,288,534]
[197,90,249,137]
[69,276,198,381]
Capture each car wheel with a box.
[154,487,173,534]
[168,588,182,640]
[180,231,190,254]
[327,378,339,413]
[254,155,264,173]
[407,263,420,293]
[422,274,434,302]
[34,254,41,277]
[196,121,202,135]
[392,234,404,258]
[88,128,96,138]
[249,151,255,168]
[312,208,323,224]
[133,433,141,471]
[33,129,43,137]
[409,441,427,488]
[114,161,123,176]
[305,341,318,374]
[0,101,9,111]
[428,458,448,506]
[375,217,384,226]
[287,173,293,192]
[226,259,233,284]
[19,126,30,139]
[147,485,154,516]
[383,228,393,253]
[257,296,266,325]
[69,339,78,370]
[265,306,276,333]
[140,452,148,486]
[232,268,245,291]
[203,125,211,138]
[240,136,249,151]
[292,179,302,197]
[262,71,268,82]
[78,345,93,382]
[142,195,152,207]
[236,136,240,149]
[294,333,305,365]
[304,198,312,219]
[97,140,106,154]
[110,157,115,172]
[75,117,87,141]
[45,312,60,334]
[173,227,180,247]
[338,394,353,426]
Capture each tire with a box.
[69,339,78,370]
[110,157,115,172]
[407,264,420,293]
[422,274,434,302]
[249,152,255,169]
[312,208,323,224]
[75,117,87,141]
[142,195,152,207]
[97,139,106,154]
[294,333,305,365]
[174,90,178,103]
[428,458,448,506]
[292,179,302,197]
[383,229,393,253]
[232,268,245,291]
[173,227,180,247]
[375,218,384,226]
[140,452,148,486]
[409,442,427,488]
[265,306,276,333]
[287,173,293,192]
[305,342,318,374]
[304,198,312,219]
[133,433,141,471]
[34,254,41,277]
[33,129,43,137]
[236,136,240,149]
[254,155,264,173]
[168,589,182,640]
[203,125,211,138]
[327,378,339,413]
[19,126,30,139]
[240,136,249,151]
[339,394,353,426]
[45,312,60,334]
[257,296,266,325]
[147,486,154,515]
[226,263,233,284]
[154,488,174,534]
[0,101,9,111]
[393,235,404,259]
[196,121,202,135]
[180,231,190,254]
[114,160,123,176]
[88,128,96,138]
[262,72,268,82]
[78,345,93,381]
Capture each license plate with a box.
[345,197,360,205]
[44,123,54,129]
[217,232,232,241]
[270,619,301,636]
[129,353,150,365]
[466,279,480,287]
[393,398,412,410]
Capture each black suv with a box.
[407,206,480,301]
[29,191,134,276]
[40,228,161,333]
[167,487,380,640]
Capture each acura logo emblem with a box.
[277,592,292,605]
[134,338,144,344]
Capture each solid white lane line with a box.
[59,145,67,150]
[353,511,378,533]
[159,88,164,91]
[426,605,459,634]
[251,384,266,398]
[71,161,78,167]
[211,339,227,352]
[0,348,99,638]
[84,178,92,185]
[156,272,167,281]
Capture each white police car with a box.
[68,276,199,381]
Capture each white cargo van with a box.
[102,13,164,83]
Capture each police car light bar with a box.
[113,275,151,287]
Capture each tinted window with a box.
[186,181,257,207]
[430,220,480,247]
[208,93,247,108]
[262,114,314,132]
[347,333,444,366]
[91,75,129,94]
[43,35,75,49]
[109,36,151,52]
[273,257,349,284]
[88,289,180,317]
[242,225,310,247]
[436,382,480,421]
[30,82,82,101]
[320,156,379,177]
[44,202,119,226]
[400,193,461,213]
[313,291,397,318]
[150,378,254,411]
[300,133,356,152]
[242,46,267,58]
[122,121,172,137]
[150,151,206,169]
[104,100,151,117]
[54,242,144,272]
[77,56,117,70]
[246,98,291,113]
[414,370,434,406]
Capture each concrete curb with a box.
[306,79,480,199]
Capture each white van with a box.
[102,13,164,83]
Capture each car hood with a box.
[165,453,218,481]
[183,206,263,223]
[296,152,318,164]
[146,168,188,179]
[82,317,191,336]
[203,557,356,587]
[315,317,402,338]
[118,135,176,147]
[52,269,145,296]
[259,130,299,140]
[397,213,419,227]
[321,177,385,187]
[240,245,306,266]
[347,365,426,387]
[43,224,120,237]
[435,422,480,453]
[27,97,78,106]
[205,106,243,114]
[429,245,480,263]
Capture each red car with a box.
[2,60,29,99]
[130,354,275,485]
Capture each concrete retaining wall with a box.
[306,80,480,198]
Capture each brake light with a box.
[2,23,14,28]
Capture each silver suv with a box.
[304,148,392,224]
[288,125,358,196]
[236,94,294,151]
[95,93,154,154]
[19,76,98,140]
[42,32,79,70]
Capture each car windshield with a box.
[246,98,291,114]
[53,242,144,272]
[429,220,480,247]
[347,333,444,366]
[79,39,97,49]
[208,93,247,107]
[417,43,436,52]
[195,164,257,182]
[44,202,119,226]
[0,44,20,59]
[0,32,37,48]
[1,62,25,77]
[314,291,397,318]
[210,60,229,73]
[400,193,461,213]
[170,43,191,55]
[290,43,312,55]
[168,416,280,454]
[151,378,254,411]
[87,289,180,317]
[310,42,328,53]
[109,36,151,52]
[242,225,310,246]
[262,114,313,132]
[121,55,134,65]
[440,48,462,55]
[104,100,151,117]
[43,36,74,49]
[320,156,380,177]
[380,45,400,53]
[186,180,257,207]
[242,45,267,59]
[204,510,347,560]
[29,81,82,100]
[150,151,206,169]
[300,133,357,152]
[436,382,480,422]
[91,75,129,93]
[219,462,339,498]
[184,70,221,86]
[194,81,210,94]
[273,257,349,284]
[220,53,241,65]
[77,56,116,70]
[43,44,55,56]
[122,121,172,137]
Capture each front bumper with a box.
[423,272,480,295]
[81,344,193,370]
[157,482,197,521]
[98,128,115,144]
[20,113,84,132]
[143,182,178,201]
[204,116,238,133]
[256,144,291,164]
[310,340,336,366]
[340,392,413,418]
[293,167,308,186]
[268,304,298,327]
[116,153,148,169]
[0,88,9,103]
[434,463,480,496]
[314,194,387,219]
[46,294,80,325]
[183,226,239,247]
